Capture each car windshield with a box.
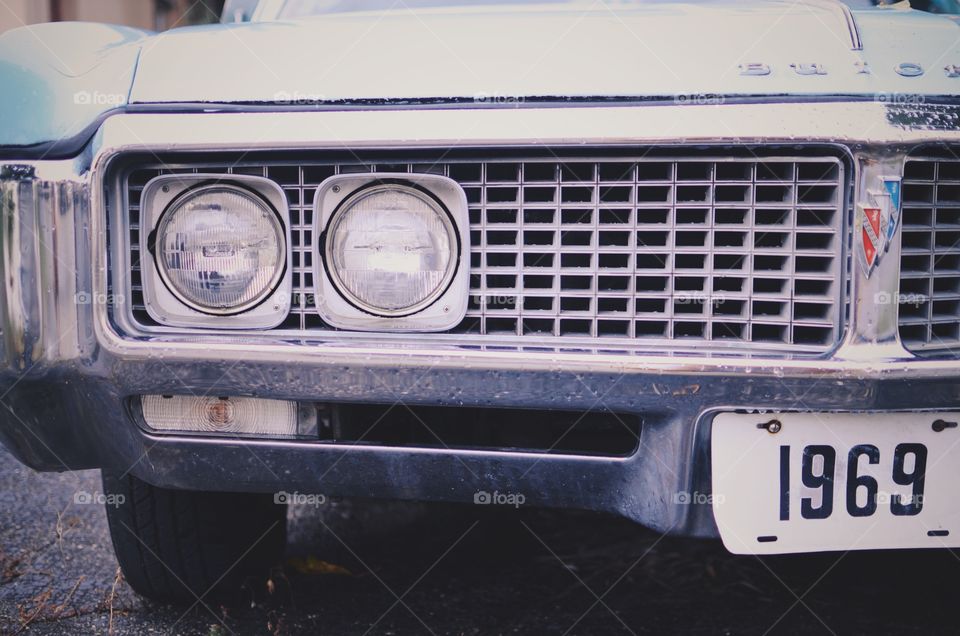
[276,0,959,17]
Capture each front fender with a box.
[0,21,150,156]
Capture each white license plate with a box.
[711,411,960,554]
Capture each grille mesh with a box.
[899,157,960,352]
[123,152,845,353]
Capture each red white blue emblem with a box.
[858,177,901,277]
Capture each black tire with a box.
[101,470,286,603]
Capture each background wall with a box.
[0,0,225,34]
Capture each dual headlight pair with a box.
[139,173,469,331]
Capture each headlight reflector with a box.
[325,184,457,315]
[155,185,285,314]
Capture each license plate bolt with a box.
[757,419,782,434]
[932,419,958,433]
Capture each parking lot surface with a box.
[1,446,959,635]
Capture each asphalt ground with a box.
[2,446,959,635]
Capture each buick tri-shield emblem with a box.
[858,177,902,277]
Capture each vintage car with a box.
[0,0,959,602]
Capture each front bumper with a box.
[2,102,960,540]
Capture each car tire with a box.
[101,470,286,603]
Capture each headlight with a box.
[325,184,458,316]
[154,185,286,315]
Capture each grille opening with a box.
[713,323,745,339]
[937,254,960,271]
[638,162,672,181]
[715,208,747,224]
[523,275,553,290]
[561,231,592,247]
[561,209,592,224]
[637,185,672,203]
[675,322,705,338]
[523,252,553,268]
[637,230,670,247]
[561,253,591,268]
[600,186,632,203]
[798,162,840,181]
[794,325,833,345]
[487,209,517,224]
[599,231,630,247]
[488,163,520,181]
[636,298,666,314]
[755,209,790,226]
[598,253,629,268]
[675,254,705,269]
[599,209,630,224]
[637,209,670,224]
[714,277,745,292]
[937,163,960,181]
[677,163,712,180]
[717,185,751,203]
[523,187,555,204]
[523,297,553,311]
[676,231,708,247]
[754,185,789,203]
[937,208,960,226]
[796,233,833,250]
[795,279,832,296]
[756,233,789,249]
[560,319,591,335]
[598,320,630,337]
[637,276,669,293]
[717,163,752,180]
[599,163,635,181]
[753,324,787,342]
[754,278,788,294]
[714,254,746,270]
[677,208,708,224]
[488,187,518,203]
[940,185,960,204]
[324,404,641,457]
[756,162,793,181]
[487,253,517,267]
[523,209,553,224]
[561,297,591,312]
[637,321,669,336]
[677,185,710,203]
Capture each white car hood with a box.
[129,1,960,103]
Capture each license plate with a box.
[711,411,960,554]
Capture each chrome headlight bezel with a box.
[139,174,293,329]
[313,173,470,332]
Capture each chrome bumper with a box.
[1,102,959,539]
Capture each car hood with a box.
[129,0,960,104]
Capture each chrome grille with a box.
[121,151,845,353]
[899,156,960,352]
